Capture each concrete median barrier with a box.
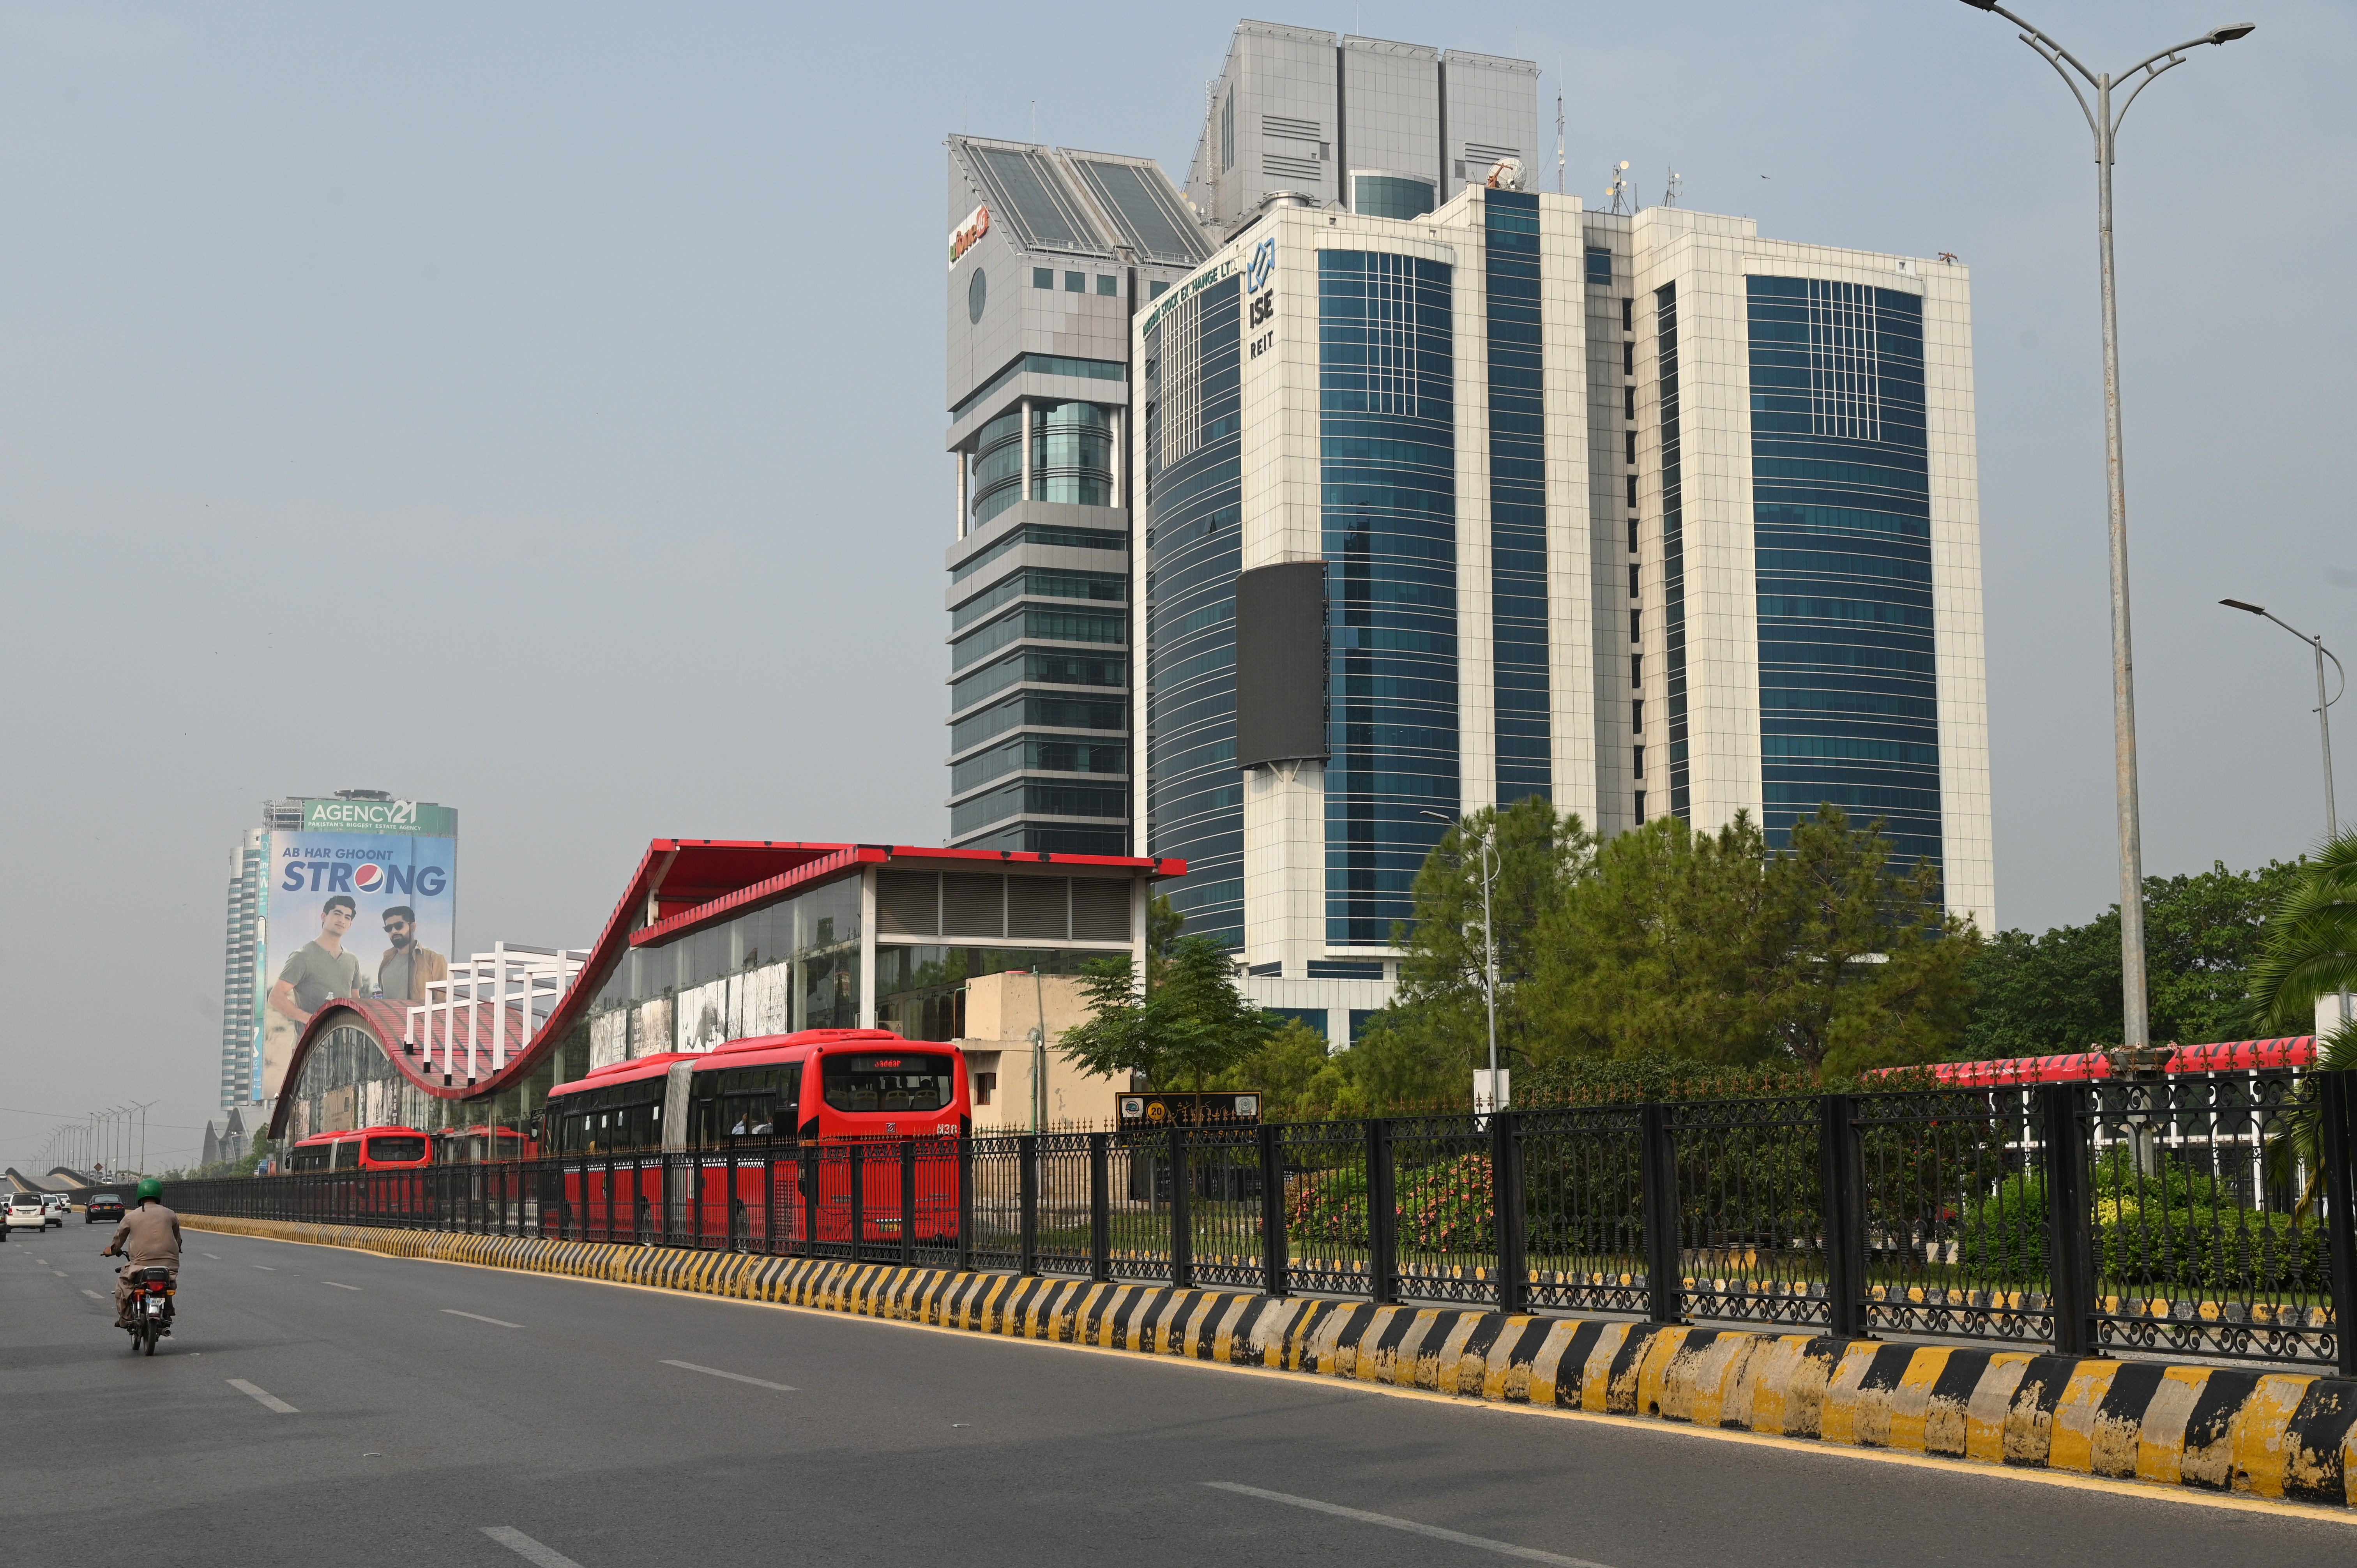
[185,1213,2357,1507]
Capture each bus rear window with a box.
[821,1052,955,1114]
[366,1137,427,1163]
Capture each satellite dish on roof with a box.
[1485,156,1527,191]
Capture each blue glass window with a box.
[1485,190,1550,804]
[1144,275,1247,947]
[1033,268,1054,290]
[1354,175,1436,221]
[1306,959,1383,980]
[949,694,1126,754]
[1585,247,1613,287]
[1320,250,1458,946]
[1656,283,1691,820]
[1746,277,1941,871]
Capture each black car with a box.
[85,1192,124,1224]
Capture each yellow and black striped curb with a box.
[186,1214,2357,1507]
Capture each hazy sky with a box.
[3,2,2348,1171]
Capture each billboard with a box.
[249,800,457,1102]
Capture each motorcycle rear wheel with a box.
[140,1317,160,1355]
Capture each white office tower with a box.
[944,138,1213,853]
[218,826,265,1107]
[1186,22,1539,232]
[1137,186,1992,1041]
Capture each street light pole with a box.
[1959,3,2254,1051]
[2220,600,2343,837]
[2221,597,2347,1030]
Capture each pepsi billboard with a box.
[251,816,457,1102]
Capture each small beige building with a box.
[956,970,1126,1133]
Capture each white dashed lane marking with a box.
[323,1281,361,1291]
[442,1309,523,1329]
[1204,1483,1615,1567]
[482,1526,588,1567]
[227,1379,298,1414]
[661,1359,795,1392]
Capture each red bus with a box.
[286,1126,435,1173]
[284,1125,435,1219]
[433,1125,536,1164]
[542,1028,969,1248]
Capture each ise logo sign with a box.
[1245,236,1276,293]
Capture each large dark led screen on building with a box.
[1234,560,1329,767]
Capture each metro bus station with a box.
[269,839,1181,1158]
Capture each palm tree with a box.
[2249,829,2357,1033]
[2250,830,2357,1213]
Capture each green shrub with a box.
[1288,1164,1369,1249]
[1285,1151,1498,1255]
[1961,1149,2326,1294]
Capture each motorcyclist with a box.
[104,1177,181,1328]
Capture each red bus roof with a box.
[294,1125,426,1145]
[548,1029,956,1099]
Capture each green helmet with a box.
[136,1177,163,1203]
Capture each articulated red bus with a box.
[433,1125,536,1164]
[286,1126,435,1173]
[541,1027,969,1248]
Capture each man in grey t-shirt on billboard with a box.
[263,895,364,1091]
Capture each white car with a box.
[41,1194,67,1228]
[4,1194,46,1234]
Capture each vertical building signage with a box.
[249,800,457,1102]
[1245,235,1277,360]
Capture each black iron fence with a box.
[168,1069,2357,1370]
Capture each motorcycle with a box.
[111,1260,175,1355]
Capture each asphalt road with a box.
[4,1224,2353,1568]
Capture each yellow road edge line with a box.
[180,1220,2357,1525]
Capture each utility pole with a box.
[1958,2,2255,1050]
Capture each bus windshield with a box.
[366,1137,427,1163]
[821,1052,955,1114]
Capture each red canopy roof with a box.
[1907,1037,2317,1087]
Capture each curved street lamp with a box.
[1958,2,2254,1051]
[2219,599,2343,838]
[2221,597,2348,1029]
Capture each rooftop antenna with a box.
[1607,160,1632,215]
[1662,166,1682,207]
[1555,83,1565,196]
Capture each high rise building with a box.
[938,20,1993,1048]
[942,138,1212,854]
[218,825,267,1107]
[1185,22,1539,230]
[1136,177,1990,1045]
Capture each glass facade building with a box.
[1483,189,1549,805]
[1318,249,1458,946]
[1143,274,1247,946]
[1133,191,1988,1030]
[1655,281,1692,821]
[944,136,1210,859]
[1746,276,1940,864]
